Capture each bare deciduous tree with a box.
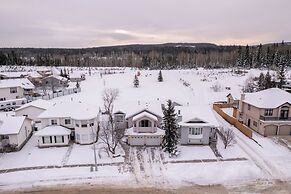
[99,88,123,155]
[221,127,235,149]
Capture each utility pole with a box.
[91,126,98,171]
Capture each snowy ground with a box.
[1,67,291,191]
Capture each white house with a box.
[176,105,218,145]
[37,101,98,145]
[0,78,35,101]
[15,99,53,130]
[0,115,32,151]
[34,125,71,147]
[125,109,165,146]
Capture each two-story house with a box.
[238,88,291,136]
[125,109,165,146]
[37,101,98,146]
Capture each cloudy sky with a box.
[0,0,290,48]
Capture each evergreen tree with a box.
[255,44,262,68]
[243,45,252,68]
[133,75,139,87]
[264,71,272,89]
[60,69,64,77]
[273,50,281,68]
[158,70,163,82]
[236,46,243,67]
[257,73,265,91]
[63,68,67,78]
[277,56,287,88]
[162,100,178,155]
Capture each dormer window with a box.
[139,119,151,127]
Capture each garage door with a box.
[278,125,291,136]
[145,136,161,146]
[264,125,277,136]
[129,136,145,146]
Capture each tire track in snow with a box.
[214,112,285,180]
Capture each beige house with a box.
[237,88,291,136]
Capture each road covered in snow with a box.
[0,67,290,192]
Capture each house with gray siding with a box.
[176,105,218,145]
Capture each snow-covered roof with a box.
[243,88,291,108]
[15,99,53,112]
[38,101,98,120]
[115,100,164,117]
[42,75,68,82]
[0,72,28,78]
[176,104,219,127]
[125,127,165,136]
[27,71,42,78]
[51,67,60,75]
[69,72,84,78]
[0,115,26,135]
[0,78,35,89]
[132,111,158,121]
[34,125,71,136]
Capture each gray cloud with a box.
[0,0,290,47]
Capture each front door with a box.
[247,119,251,127]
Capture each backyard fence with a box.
[27,87,81,101]
[213,103,252,138]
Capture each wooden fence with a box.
[213,103,252,138]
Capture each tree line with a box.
[0,42,290,69]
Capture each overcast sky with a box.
[0,0,290,48]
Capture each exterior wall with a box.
[74,119,98,144]
[127,114,162,129]
[180,126,211,145]
[37,135,70,147]
[0,86,24,100]
[8,118,32,148]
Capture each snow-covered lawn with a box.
[0,136,67,170]
[164,160,263,185]
[164,145,216,162]
[0,165,132,189]
[1,67,291,190]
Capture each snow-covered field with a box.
[0,67,291,191]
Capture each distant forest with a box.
[0,42,290,69]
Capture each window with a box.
[247,104,251,110]
[264,109,273,116]
[81,124,88,128]
[23,114,28,117]
[51,119,57,125]
[0,97,6,101]
[189,128,202,135]
[178,110,181,115]
[139,120,151,127]
[42,136,51,144]
[76,123,79,127]
[115,115,124,122]
[35,120,41,124]
[89,123,94,127]
[253,121,257,127]
[76,134,80,141]
[280,106,289,119]
[55,136,64,143]
[10,87,17,94]
[65,119,71,125]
